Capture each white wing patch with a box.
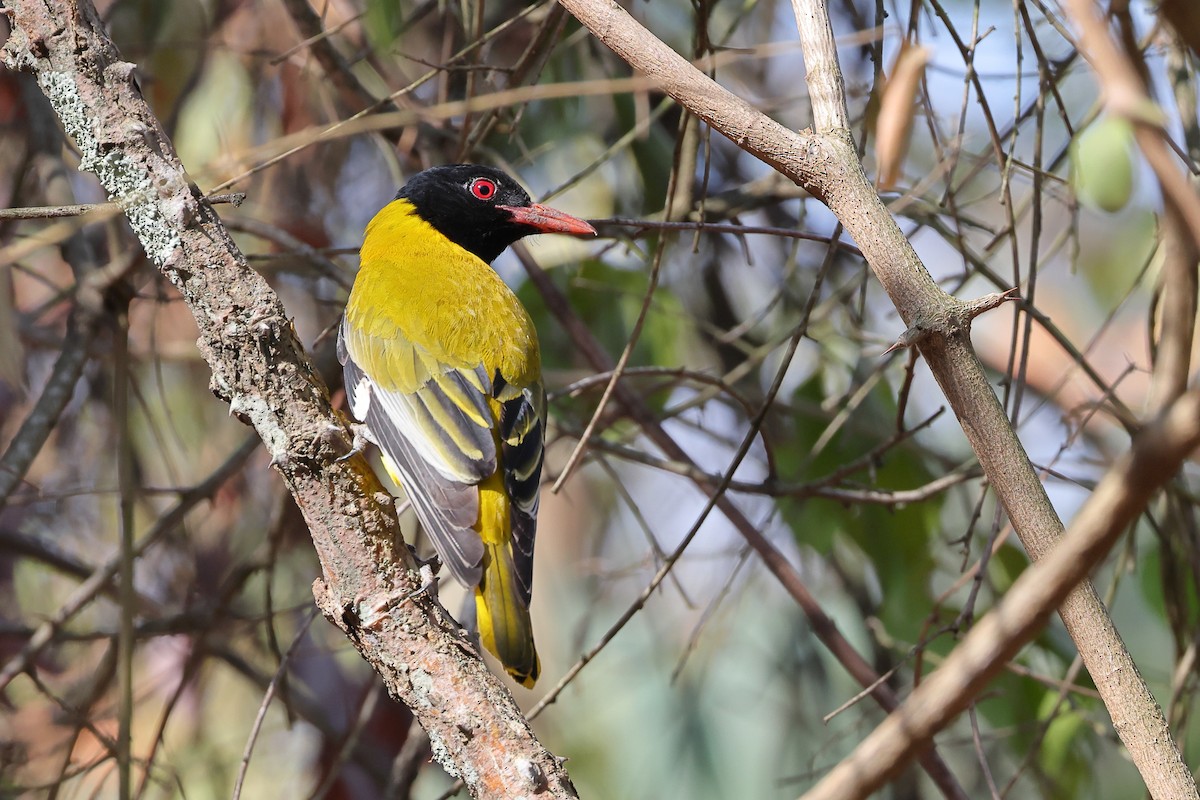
[349,374,374,422]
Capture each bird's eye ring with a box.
[470,178,497,200]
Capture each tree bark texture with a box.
[0,3,577,797]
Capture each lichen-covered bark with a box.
[0,3,576,797]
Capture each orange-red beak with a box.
[500,203,597,237]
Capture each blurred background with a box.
[1,0,1198,797]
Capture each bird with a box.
[338,164,595,687]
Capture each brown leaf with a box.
[875,42,930,191]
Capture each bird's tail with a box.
[475,477,540,688]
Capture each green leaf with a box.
[364,0,405,50]
[1071,117,1135,213]
[1036,690,1089,791]
[778,375,943,640]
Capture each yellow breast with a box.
[346,199,541,392]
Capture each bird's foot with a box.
[356,566,442,631]
[335,420,374,463]
[405,544,442,575]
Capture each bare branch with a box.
[800,390,1200,800]
[788,0,850,132]
[0,192,244,220]
[0,250,140,509]
[0,437,259,692]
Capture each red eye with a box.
[470,178,497,200]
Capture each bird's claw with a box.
[406,544,442,575]
[407,565,440,601]
[336,421,374,463]
[356,565,442,631]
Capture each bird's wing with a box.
[339,318,495,587]
[496,378,546,606]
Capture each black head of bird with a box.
[397,164,596,263]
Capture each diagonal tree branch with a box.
[0,3,576,797]
[554,0,1198,796]
[801,389,1200,799]
[0,73,110,511]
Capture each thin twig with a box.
[0,192,245,220]
[0,437,259,692]
[0,250,141,510]
[232,609,319,800]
